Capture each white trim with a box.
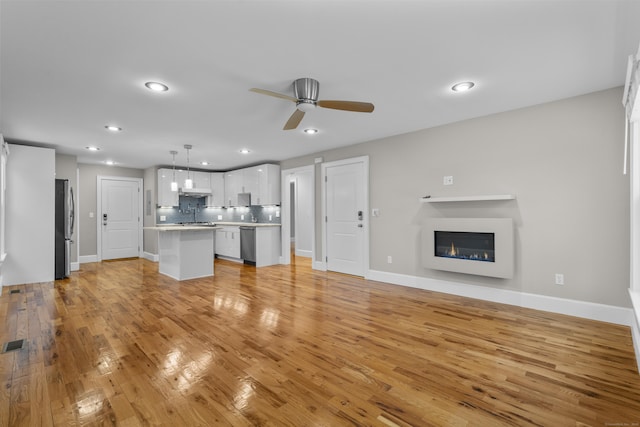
[96,176,144,261]
[143,252,159,262]
[420,194,516,203]
[295,249,312,258]
[631,312,640,373]
[70,262,80,271]
[280,165,315,266]
[368,269,634,326]
[313,260,327,271]
[79,255,98,264]
[321,156,370,278]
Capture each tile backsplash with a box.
[156,196,280,224]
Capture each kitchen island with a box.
[145,225,221,281]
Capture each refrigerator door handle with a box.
[69,186,75,237]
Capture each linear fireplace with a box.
[423,218,513,278]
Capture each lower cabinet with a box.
[215,226,240,259]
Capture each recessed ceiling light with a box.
[104,125,122,132]
[240,149,250,154]
[200,161,209,166]
[304,128,318,134]
[451,81,475,92]
[145,81,169,92]
[105,160,116,165]
[85,146,100,151]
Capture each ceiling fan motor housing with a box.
[294,78,319,111]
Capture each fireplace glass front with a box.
[434,231,495,263]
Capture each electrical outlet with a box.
[160,215,166,222]
[276,211,280,218]
[241,214,245,220]
[372,208,380,217]
[269,215,272,221]
[387,256,392,264]
[217,215,223,220]
[89,212,94,218]
[555,273,564,285]
[443,176,454,185]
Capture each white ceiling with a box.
[2,0,640,171]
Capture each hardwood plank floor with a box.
[1,256,640,426]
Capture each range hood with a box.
[179,187,212,197]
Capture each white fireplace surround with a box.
[422,218,514,279]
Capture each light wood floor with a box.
[1,256,640,426]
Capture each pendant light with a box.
[170,150,178,192]
[184,144,193,189]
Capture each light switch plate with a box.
[241,214,245,220]
[217,215,223,220]
[160,215,166,222]
[443,176,454,185]
[276,211,280,218]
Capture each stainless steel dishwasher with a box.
[240,226,256,265]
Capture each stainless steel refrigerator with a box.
[55,179,75,279]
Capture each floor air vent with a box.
[2,339,25,353]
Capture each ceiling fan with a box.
[250,78,375,130]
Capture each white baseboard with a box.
[295,249,312,258]
[312,260,327,271]
[71,262,80,271]
[79,255,98,264]
[368,270,634,327]
[143,252,159,262]
[631,313,640,373]
[215,255,244,264]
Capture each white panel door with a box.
[325,160,365,276]
[101,179,140,260]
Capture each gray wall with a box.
[55,153,78,263]
[281,87,630,308]
[143,166,158,255]
[78,164,144,256]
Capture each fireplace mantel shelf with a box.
[419,194,516,203]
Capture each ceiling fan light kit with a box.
[250,77,374,130]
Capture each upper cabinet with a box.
[224,170,243,207]
[157,168,184,207]
[159,164,280,208]
[224,164,280,207]
[206,172,225,207]
[255,164,280,206]
[190,171,211,190]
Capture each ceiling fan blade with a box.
[249,88,297,103]
[283,109,305,130]
[317,100,375,113]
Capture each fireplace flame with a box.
[449,242,457,257]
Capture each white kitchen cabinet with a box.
[215,226,240,258]
[241,166,260,199]
[224,164,280,206]
[224,170,242,207]
[206,172,225,207]
[190,171,211,190]
[255,164,280,205]
[255,226,281,267]
[157,168,184,207]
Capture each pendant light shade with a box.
[170,150,178,192]
[184,144,193,189]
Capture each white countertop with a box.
[153,222,281,228]
[145,225,222,231]
[214,222,281,227]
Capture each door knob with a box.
[357,210,363,220]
